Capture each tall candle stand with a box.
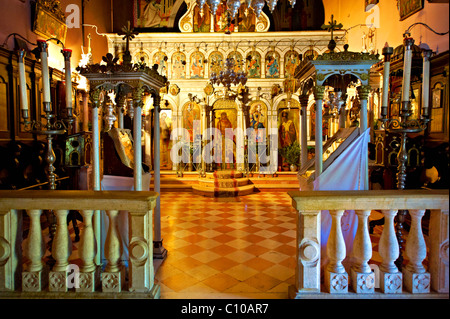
[378,33,431,268]
[18,40,74,190]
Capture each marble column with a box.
[133,87,144,191]
[152,94,167,259]
[89,88,102,266]
[299,95,309,169]
[358,85,371,190]
[313,86,325,177]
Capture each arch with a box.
[227,51,244,73]
[171,51,187,79]
[284,49,300,78]
[181,100,201,142]
[152,50,168,77]
[246,50,261,79]
[190,50,205,79]
[265,50,280,78]
[208,50,224,77]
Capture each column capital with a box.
[358,85,371,100]
[313,85,326,100]
[133,86,145,108]
[299,94,309,108]
[89,88,102,108]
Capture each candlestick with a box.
[37,40,51,106]
[381,45,393,118]
[401,37,414,113]
[62,49,73,118]
[17,49,29,119]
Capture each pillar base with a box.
[76,267,101,292]
[153,240,167,260]
[49,270,68,292]
[324,270,348,293]
[101,267,125,293]
[351,268,375,293]
[22,267,48,292]
[403,268,430,293]
[380,271,403,294]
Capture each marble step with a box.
[204,170,243,179]
[198,177,250,188]
[192,184,255,197]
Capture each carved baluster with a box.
[429,209,449,293]
[289,210,321,298]
[325,210,348,293]
[350,210,374,293]
[22,209,46,292]
[76,210,98,292]
[49,209,72,292]
[102,210,124,292]
[403,209,430,293]
[379,209,402,293]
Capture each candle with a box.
[421,49,432,117]
[62,49,73,115]
[38,40,51,105]
[381,44,393,118]
[17,50,28,115]
[401,37,414,105]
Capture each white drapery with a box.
[313,128,370,267]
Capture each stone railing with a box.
[288,189,449,298]
[0,190,159,298]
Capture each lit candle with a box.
[37,40,51,106]
[381,43,393,118]
[62,49,73,116]
[401,37,414,108]
[421,49,432,117]
[17,49,29,117]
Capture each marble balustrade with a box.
[0,190,159,297]
[289,189,449,298]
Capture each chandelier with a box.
[210,57,248,91]
[197,0,296,18]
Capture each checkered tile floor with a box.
[155,192,298,299]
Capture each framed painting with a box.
[33,2,67,44]
[398,0,424,20]
[134,0,178,29]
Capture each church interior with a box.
[0,0,448,300]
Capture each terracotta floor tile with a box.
[207,257,240,272]
[243,272,282,292]
[202,273,240,292]
[161,272,200,292]
[245,257,276,272]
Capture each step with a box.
[192,184,255,197]
[198,177,249,188]
[205,170,243,179]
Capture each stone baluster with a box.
[77,210,98,292]
[350,210,375,293]
[102,210,124,292]
[22,209,46,292]
[379,209,402,293]
[0,209,22,292]
[128,209,156,293]
[429,209,449,293]
[289,210,321,298]
[49,209,72,292]
[403,209,430,293]
[325,210,348,293]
